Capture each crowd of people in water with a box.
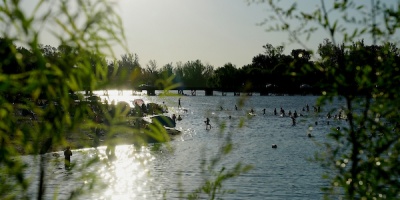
[56,95,400,169]
[169,96,349,131]
[57,96,352,168]
[215,102,348,130]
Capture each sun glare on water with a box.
[92,89,151,107]
[92,145,157,199]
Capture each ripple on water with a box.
[17,94,347,199]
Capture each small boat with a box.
[142,115,181,136]
[248,112,257,116]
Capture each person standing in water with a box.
[172,114,177,122]
[64,146,72,169]
[205,118,211,130]
[291,116,296,126]
[178,98,182,109]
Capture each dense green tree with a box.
[174,61,185,90]
[212,63,238,91]
[0,1,129,199]
[159,63,174,81]
[251,0,400,198]
[117,53,142,88]
[290,49,315,89]
[141,59,159,86]
[155,63,180,91]
[0,38,20,74]
[180,60,214,88]
[0,1,253,199]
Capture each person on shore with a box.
[64,146,72,169]
[205,118,211,130]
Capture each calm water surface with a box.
[20,90,347,199]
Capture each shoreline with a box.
[11,120,179,156]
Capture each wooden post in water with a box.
[147,89,155,96]
[205,89,213,96]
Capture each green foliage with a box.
[314,41,400,199]
[0,0,128,198]
[251,0,400,199]
[0,1,253,199]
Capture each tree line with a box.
[2,38,398,95]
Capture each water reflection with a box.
[89,145,157,199]
[22,145,162,200]
[17,93,343,199]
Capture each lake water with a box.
[18,90,347,199]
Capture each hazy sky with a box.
[18,0,399,68]
[115,0,400,68]
[20,0,317,68]
[116,0,291,68]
